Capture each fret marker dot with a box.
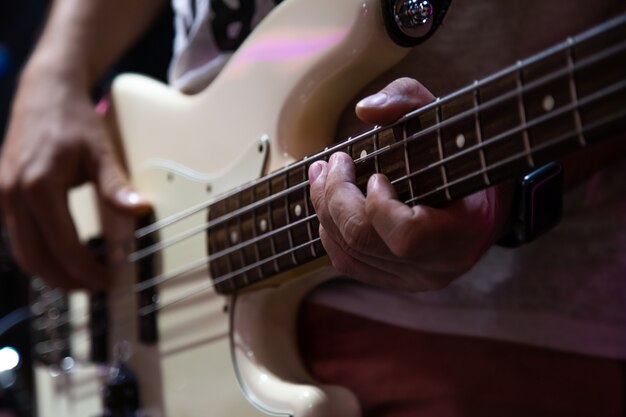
[230,231,239,244]
[360,149,368,159]
[259,219,268,232]
[456,133,466,149]
[294,204,302,217]
[542,95,555,112]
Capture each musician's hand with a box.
[309,78,512,291]
[0,69,149,290]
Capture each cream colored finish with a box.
[35,0,410,415]
[232,266,361,416]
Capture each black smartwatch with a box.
[498,162,563,247]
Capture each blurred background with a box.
[0,1,173,415]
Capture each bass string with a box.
[39,98,626,338]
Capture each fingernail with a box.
[329,152,348,169]
[358,92,388,107]
[309,162,323,183]
[368,174,380,191]
[368,174,387,193]
[116,187,143,206]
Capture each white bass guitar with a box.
[30,2,626,416]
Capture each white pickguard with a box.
[34,0,409,415]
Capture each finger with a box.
[309,158,348,245]
[365,174,439,260]
[318,152,388,256]
[95,139,150,215]
[319,225,401,288]
[320,225,438,291]
[366,174,481,274]
[25,180,108,290]
[355,77,436,125]
[2,193,82,289]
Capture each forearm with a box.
[23,0,166,90]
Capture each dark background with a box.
[0,2,173,415]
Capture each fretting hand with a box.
[308,78,513,291]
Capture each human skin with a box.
[308,78,513,292]
[0,0,164,289]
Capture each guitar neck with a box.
[208,13,626,294]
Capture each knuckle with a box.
[340,213,371,252]
[310,187,325,213]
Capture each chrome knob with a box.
[394,0,435,39]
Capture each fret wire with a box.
[402,104,626,205]
[302,178,318,258]
[473,80,490,186]
[234,193,248,285]
[301,157,318,258]
[347,142,354,160]
[515,60,535,168]
[398,77,626,194]
[283,172,298,265]
[265,181,280,273]
[373,131,381,174]
[566,37,586,146]
[435,99,452,201]
[402,121,416,200]
[243,187,261,280]
[251,203,262,279]
[126,37,626,265]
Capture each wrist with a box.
[21,50,91,91]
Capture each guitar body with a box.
[33,1,408,416]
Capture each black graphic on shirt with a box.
[211,0,257,51]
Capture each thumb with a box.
[355,77,436,125]
[97,150,151,214]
